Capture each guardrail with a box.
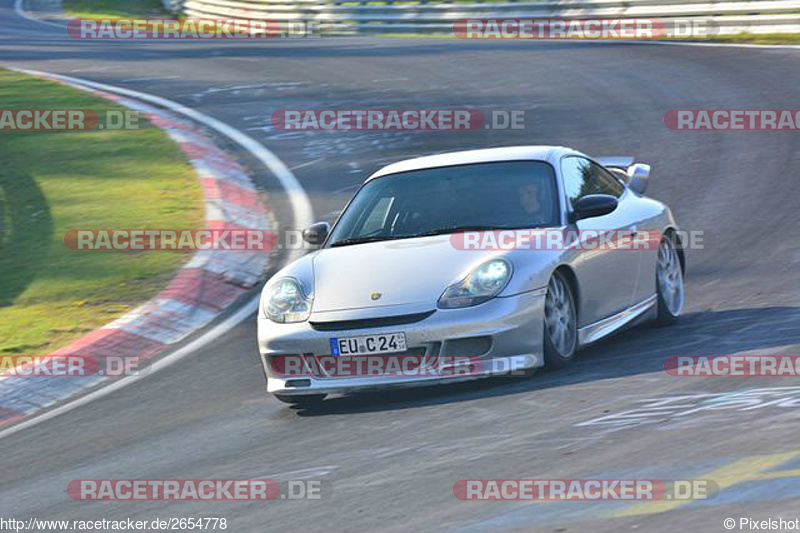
[166,0,800,35]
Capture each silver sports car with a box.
[257,146,685,405]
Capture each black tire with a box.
[543,271,579,369]
[273,394,326,407]
[257,353,269,389]
[654,233,685,326]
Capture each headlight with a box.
[263,278,312,323]
[438,259,512,309]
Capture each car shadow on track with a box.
[287,306,800,416]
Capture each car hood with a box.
[311,236,493,314]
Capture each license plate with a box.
[330,333,407,356]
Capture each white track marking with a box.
[0,70,313,440]
[14,69,314,240]
[0,299,258,440]
[290,157,326,171]
[650,39,800,50]
[122,75,182,83]
[14,0,67,29]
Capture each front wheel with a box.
[273,394,326,407]
[655,234,684,325]
[543,271,578,369]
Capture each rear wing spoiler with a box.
[594,156,650,195]
[595,156,635,170]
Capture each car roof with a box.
[367,145,580,181]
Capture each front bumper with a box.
[257,289,546,397]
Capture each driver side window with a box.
[560,156,624,211]
[358,196,395,235]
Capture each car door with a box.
[560,156,641,326]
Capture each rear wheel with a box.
[543,271,578,369]
[273,394,326,407]
[655,234,684,325]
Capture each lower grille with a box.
[309,348,428,379]
[309,311,435,331]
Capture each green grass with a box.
[683,33,800,45]
[374,32,800,43]
[62,0,167,19]
[0,69,204,356]
[376,32,455,38]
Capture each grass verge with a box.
[684,33,800,45]
[285,30,800,44]
[0,69,204,356]
[375,33,800,43]
[62,0,166,19]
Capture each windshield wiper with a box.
[329,224,540,248]
[329,234,410,248]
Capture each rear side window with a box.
[560,156,624,210]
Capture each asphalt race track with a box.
[2,3,800,531]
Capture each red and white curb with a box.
[0,74,278,426]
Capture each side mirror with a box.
[627,163,650,195]
[573,194,618,221]
[302,222,330,245]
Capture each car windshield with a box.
[327,160,559,247]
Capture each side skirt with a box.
[577,294,657,346]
